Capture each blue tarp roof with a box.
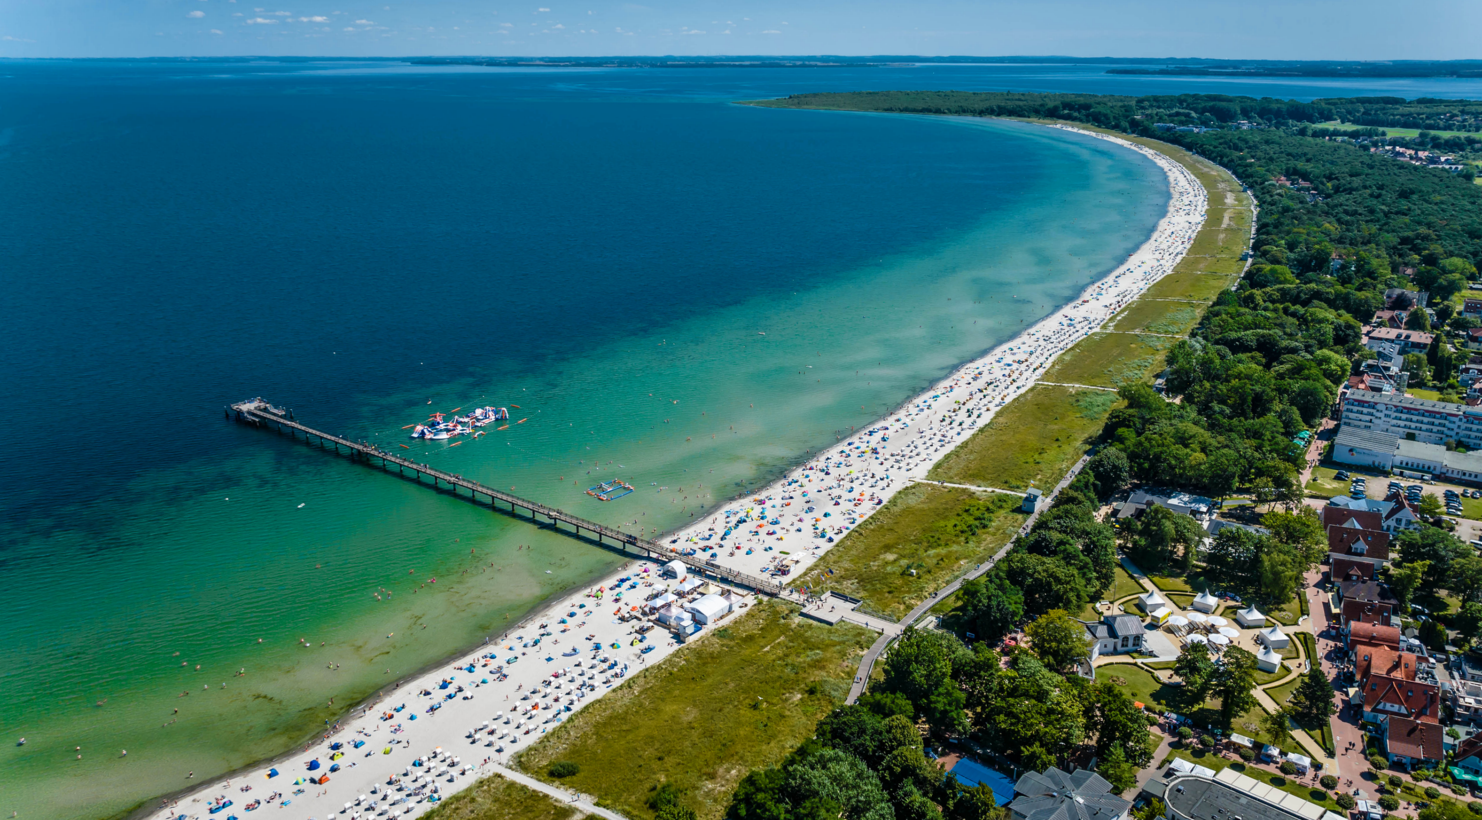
[950,759,1015,806]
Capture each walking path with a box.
[908,478,1024,496]
[482,762,626,819]
[846,453,1095,703]
[1036,382,1120,391]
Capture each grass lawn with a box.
[1109,565,1144,601]
[515,601,874,820]
[1148,574,1195,593]
[423,774,582,820]
[1095,666,1275,744]
[1305,464,1350,498]
[1110,299,1203,336]
[1143,271,1241,302]
[1164,749,1343,813]
[929,384,1113,491]
[789,484,1025,620]
[1265,634,1335,754]
[1040,332,1172,388]
[1166,591,1196,609]
[1409,387,1445,401]
[1267,593,1306,626]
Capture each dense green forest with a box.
[721,89,1482,820]
[752,90,1482,139]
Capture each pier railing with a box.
[228,398,785,597]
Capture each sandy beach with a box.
[144,125,1207,820]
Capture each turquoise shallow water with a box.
[0,64,1166,819]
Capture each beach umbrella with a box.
[1207,616,1228,627]
[1167,615,1188,627]
[1186,612,1207,623]
[1218,627,1240,639]
[1186,633,1208,644]
[1209,633,1230,646]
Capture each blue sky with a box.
[3,0,1480,60]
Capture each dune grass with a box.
[790,483,1026,619]
[1110,299,1203,336]
[1040,331,1171,388]
[422,774,582,820]
[514,601,873,820]
[1142,270,1240,301]
[929,385,1115,491]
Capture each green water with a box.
[0,105,1165,818]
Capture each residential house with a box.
[1350,622,1402,651]
[1383,717,1444,769]
[1362,674,1440,724]
[1327,525,1391,567]
[1365,327,1434,356]
[1342,598,1396,629]
[1331,556,1376,583]
[1372,309,1410,329]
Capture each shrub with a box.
[1337,794,1357,810]
[1280,761,1298,776]
[548,761,580,778]
[1467,802,1482,816]
[1178,726,1194,740]
[1321,775,1339,790]
[1370,754,1390,770]
[1238,747,1256,762]
[1389,776,1404,788]
[1199,735,1216,748]
[1379,796,1400,812]
[1427,788,1443,800]
[1455,785,1470,796]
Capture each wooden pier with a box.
[227,398,785,597]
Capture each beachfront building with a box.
[685,593,732,625]
[1022,487,1043,514]
[1114,488,1215,525]
[1082,614,1145,660]
[1008,768,1130,820]
[1340,392,1482,452]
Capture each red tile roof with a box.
[1350,622,1402,650]
[1331,557,1376,582]
[1323,506,1383,533]
[1354,645,1416,683]
[1386,717,1444,762]
[1364,675,1439,723]
[1343,598,1396,629]
[1327,526,1391,561]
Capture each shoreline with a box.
[140,123,1207,820]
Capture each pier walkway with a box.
[228,398,785,598]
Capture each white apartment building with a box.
[1342,391,1482,449]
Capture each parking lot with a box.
[1330,467,1482,546]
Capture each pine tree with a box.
[1290,663,1335,724]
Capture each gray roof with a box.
[1334,425,1400,453]
[1084,622,1110,640]
[1107,615,1145,637]
[1011,768,1129,820]
[1206,519,1269,537]
[1160,773,1307,820]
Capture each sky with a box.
[2,0,1480,60]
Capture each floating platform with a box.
[586,480,635,501]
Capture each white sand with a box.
[148,127,1207,820]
